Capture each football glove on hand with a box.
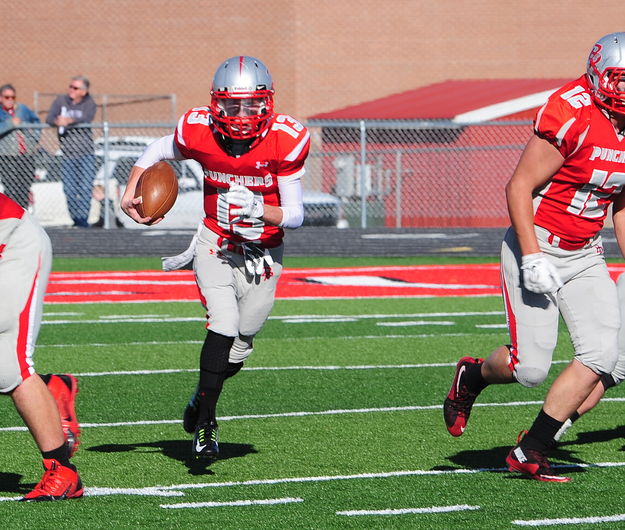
[242,243,274,277]
[521,252,563,294]
[225,185,264,220]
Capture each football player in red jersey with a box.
[443,32,625,482]
[0,193,82,500]
[121,56,310,461]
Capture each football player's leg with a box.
[2,216,82,499]
[556,270,625,440]
[190,231,239,457]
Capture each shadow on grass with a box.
[89,439,258,475]
[0,473,29,494]
[558,425,625,447]
[433,444,590,480]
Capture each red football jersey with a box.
[0,193,25,221]
[533,75,625,246]
[0,193,25,249]
[174,107,310,247]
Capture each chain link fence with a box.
[0,119,531,229]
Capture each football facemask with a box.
[586,32,625,114]
[210,93,274,139]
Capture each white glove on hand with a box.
[225,185,264,219]
[520,252,563,294]
[242,243,274,277]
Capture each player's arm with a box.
[505,134,564,255]
[121,134,183,224]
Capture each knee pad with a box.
[514,365,549,388]
[229,335,254,364]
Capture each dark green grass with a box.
[2,257,625,528]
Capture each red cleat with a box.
[46,374,81,457]
[443,356,484,436]
[506,443,571,483]
[21,459,83,501]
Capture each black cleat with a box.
[183,387,200,434]
[192,421,219,461]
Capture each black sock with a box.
[197,331,235,426]
[42,443,74,470]
[224,362,244,380]
[522,409,563,453]
[570,411,580,424]
[465,361,488,394]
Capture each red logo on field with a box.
[43,264,625,304]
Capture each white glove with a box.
[242,243,274,277]
[224,185,264,219]
[521,252,563,294]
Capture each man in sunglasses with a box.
[46,76,97,228]
[0,84,41,209]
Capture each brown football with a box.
[134,161,178,223]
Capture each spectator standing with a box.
[46,76,96,227]
[0,84,41,208]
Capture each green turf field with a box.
[2,257,625,528]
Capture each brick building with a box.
[3,2,622,122]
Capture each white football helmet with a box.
[586,32,625,114]
[209,56,275,140]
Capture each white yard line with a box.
[512,513,625,526]
[1,462,622,501]
[36,331,505,349]
[336,504,481,516]
[160,497,304,509]
[2,395,624,432]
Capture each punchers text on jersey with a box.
[175,107,310,247]
[533,75,625,246]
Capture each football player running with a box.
[0,192,82,500]
[443,32,625,482]
[121,56,310,461]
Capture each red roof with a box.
[308,78,573,121]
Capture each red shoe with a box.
[443,356,484,436]
[46,374,81,457]
[506,438,570,483]
[21,459,83,501]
